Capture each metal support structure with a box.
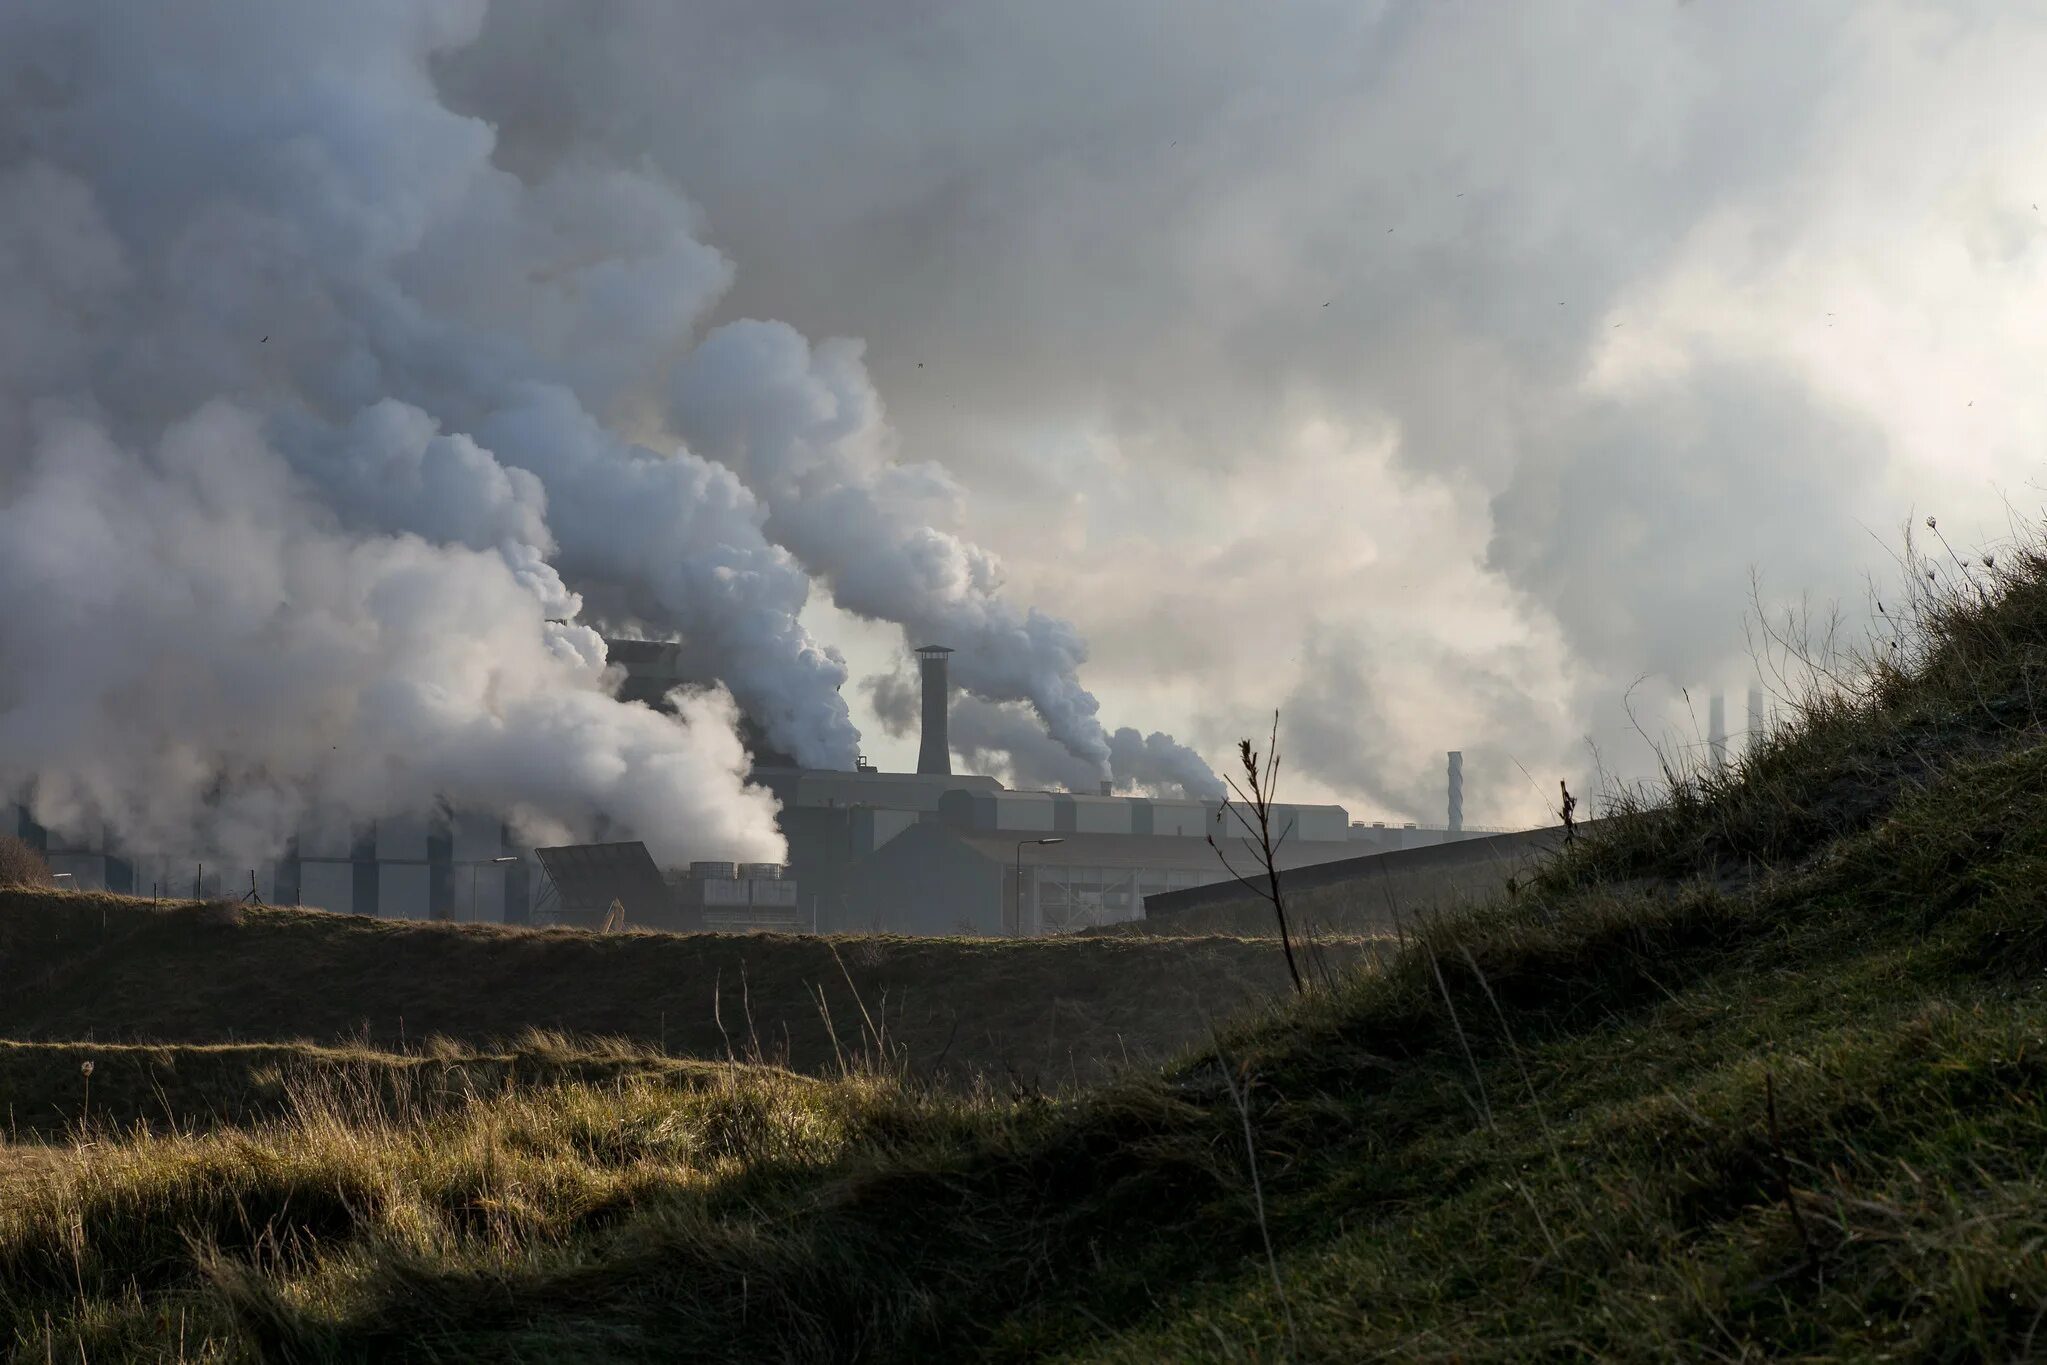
[1014,836,1064,936]
[465,855,521,923]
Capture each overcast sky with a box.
[5,2,2042,856]
[438,0,2047,825]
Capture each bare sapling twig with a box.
[712,967,736,1064]
[1209,710,1305,994]
[827,940,892,1073]
[1559,779,1578,846]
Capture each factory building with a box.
[730,646,1504,935]
[4,638,1507,936]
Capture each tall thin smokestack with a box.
[1708,692,1728,774]
[1747,685,1766,755]
[1447,750,1463,834]
[915,645,954,775]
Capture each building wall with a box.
[754,768,1001,815]
[1145,801,1213,837]
[842,823,1007,935]
[7,804,529,923]
[1028,862,1219,933]
[839,822,1355,937]
[991,791,1055,831]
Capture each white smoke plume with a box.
[1106,729,1227,802]
[0,0,818,859]
[0,401,778,863]
[671,319,1121,774]
[433,10,1220,786]
[0,0,1209,862]
[864,670,1222,799]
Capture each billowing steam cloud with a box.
[0,0,848,859]
[0,401,778,863]
[0,0,1211,861]
[673,319,1120,774]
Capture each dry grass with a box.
[0,836,51,889]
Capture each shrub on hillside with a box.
[0,835,53,887]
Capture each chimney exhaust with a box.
[1447,750,1463,834]
[914,645,954,775]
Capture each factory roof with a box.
[754,766,1001,786]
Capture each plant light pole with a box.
[1014,837,1063,937]
[470,855,520,922]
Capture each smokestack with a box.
[1708,692,1728,774]
[1446,750,1463,834]
[1747,685,1766,755]
[915,645,954,775]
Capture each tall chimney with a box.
[1446,750,1463,834]
[1708,692,1728,774]
[915,645,954,775]
[1747,685,1766,754]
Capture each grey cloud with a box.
[1488,359,1891,684]
[5,0,2020,847]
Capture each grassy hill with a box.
[8,545,2047,1359]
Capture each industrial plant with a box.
[10,641,1500,935]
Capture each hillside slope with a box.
[8,548,2047,1360]
[0,896,1346,1085]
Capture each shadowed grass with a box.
[0,895,1347,1088]
[12,534,2047,1359]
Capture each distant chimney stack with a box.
[1447,750,1463,834]
[1708,692,1728,774]
[914,646,954,775]
[1747,685,1766,754]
